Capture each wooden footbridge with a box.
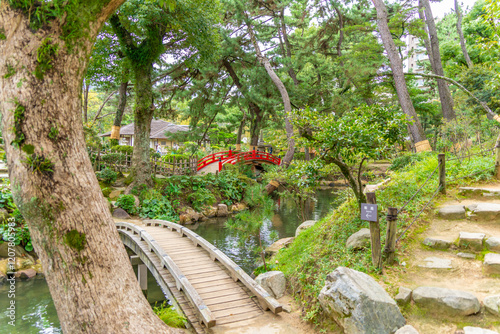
[116,220,282,333]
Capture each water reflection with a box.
[189,188,337,273]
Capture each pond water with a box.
[0,188,338,333]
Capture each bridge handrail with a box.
[145,219,283,314]
[116,222,217,328]
[196,151,233,170]
[223,151,281,166]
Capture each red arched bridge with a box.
[197,149,281,173]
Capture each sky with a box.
[431,0,479,19]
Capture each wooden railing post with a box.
[218,157,222,172]
[173,157,176,175]
[495,135,500,179]
[384,207,398,265]
[438,153,446,194]
[366,192,382,270]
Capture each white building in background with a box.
[405,35,428,89]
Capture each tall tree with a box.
[110,0,220,187]
[454,0,473,68]
[420,0,456,120]
[0,1,182,333]
[371,0,430,151]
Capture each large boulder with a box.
[346,229,371,250]
[318,267,405,334]
[255,271,286,299]
[179,207,204,225]
[230,202,248,213]
[202,206,218,218]
[295,220,317,236]
[438,205,466,220]
[484,295,500,316]
[412,286,480,316]
[265,237,294,257]
[0,243,33,260]
[112,208,130,219]
[216,204,229,217]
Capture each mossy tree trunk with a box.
[0,2,180,333]
[110,79,129,147]
[130,66,154,186]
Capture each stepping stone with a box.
[459,232,485,250]
[472,203,500,220]
[438,205,466,220]
[457,252,476,259]
[484,253,500,274]
[395,286,412,305]
[463,327,499,334]
[412,286,480,316]
[484,295,500,316]
[460,187,500,197]
[466,203,478,211]
[265,237,294,256]
[422,237,451,250]
[418,257,452,269]
[486,237,500,252]
[112,208,130,219]
[395,325,419,334]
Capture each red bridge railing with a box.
[197,150,281,171]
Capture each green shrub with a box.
[188,188,216,212]
[243,184,267,208]
[140,197,177,221]
[0,224,33,252]
[115,194,137,214]
[161,153,191,162]
[101,152,127,165]
[102,187,112,197]
[388,152,431,171]
[152,302,186,328]
[97,168,118,185]
[110,145,133,154]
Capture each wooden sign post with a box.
[364,192,382,270]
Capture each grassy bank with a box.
[274,152,495,326]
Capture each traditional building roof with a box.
[100,119,189,139]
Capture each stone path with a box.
[392,186,500,333]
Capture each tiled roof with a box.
[100,119,189,138]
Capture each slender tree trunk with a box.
[329,157,366,206]
[455,0,473,68]
[110,80,129,146]
[0,3,179,334]
[246,21,295,165]
[83,79,90,124]
[417,3,435,70]
[129,66,154,187]
[371,0,430,151]
[236,110,246,148]
[420,0,456,120]
[279,9,299,86]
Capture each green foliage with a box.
[115,194,137,214]
[97,168,118,185]
[11,99,25,148]
[0,28,6,40]
[152,302,186,328]
[161,153,191,162]
[242,183,268,208]
[35,38,59,80]
[111,145,133,154]
[101,152,127,165]
[48,125,59,140]
[140,196,177,221]
[3,63,16,79]
[187,188,215,212]
[389,152,432,171]
[275,153,495,324]
[64,229,86,252]
[101,187,112,197]
[0,224,32,252]
[23,154,54,176]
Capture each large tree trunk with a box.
[129,66,154,187]
[0,3,178,334]
[420,0,456,121]
[110,80,129,146]
[455,0,473,68]
[417,4,435,70]
[371,0,430,152]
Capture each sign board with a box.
[361,203,378,222]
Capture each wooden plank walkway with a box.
[116,220,282,333]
